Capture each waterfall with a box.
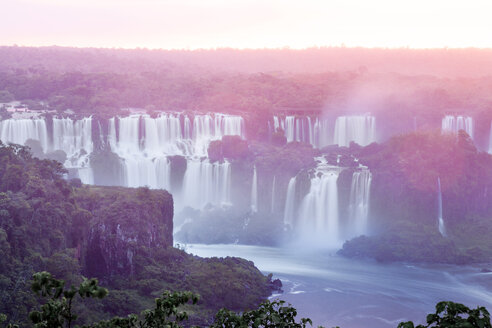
[107,113,243,210]
[271,176,276,213]
[273,115,331,148]
[181,160,231,209]
[334,115,376,147]
[0,113,243,202]
[437,177,446,237]
[0,118,49,151]
[313,117,331,148]
[298,165,340,247]
[52,116,94,184]
[0,117,95,184]
[283,177,297,228]
[295,158,341,247]
[251,166,258,213]
[441,115,473,139]
[348,169,372,237]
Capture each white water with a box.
[52,117,94,183]
[181,160,231,209]
[298,159,341,247]
[334,115,376,147]
[187,244,492,328]
[0,117,94,183]
[437,177,446,237]
[441,115,474,139]
[273,114,377,148]
[283,177,297,228]
[107,113,243,209]
[0,113,243,208]
[251,166,258,213]
[348,169,372,238]
[273,116,331,148]
[0,118,49,151]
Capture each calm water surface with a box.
[186,243,492,328]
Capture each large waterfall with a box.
[0,117,94,183]
[273,115,376,148]
[0,118,49,152]
[0,113,244,210]
[181,160,231,209]
[108,113,243,209]
[251,166,258,212]
[348,169,372,238]
[437,177,446,237]
[441,115,473,139]
[283,177,297,228]
[52,117,94,184]
[297,159,341,247]
[273,116,331,148]
[271,176,276,213]
[334,115,376,147]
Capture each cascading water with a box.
[283,177,297,228]
[251,166,258,213]
[52,117,94,184]
[441,115,473,139]
[0,118,49,152]
[297,158,341,247]
[348,169,372,238]
[273,116,331,148]
[0,117,94,183]
[0,112,244,209]
[334,114,376,147]
[437,177,446,237]
[108,112,244,209]
[181,160,231,209]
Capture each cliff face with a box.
[75,186,173,278]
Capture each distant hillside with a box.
[1,46,492,77]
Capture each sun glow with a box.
[2,0,492,49]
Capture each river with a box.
[185,243,492,328]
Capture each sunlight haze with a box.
[2,0,492,49]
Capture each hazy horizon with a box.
[3,0,492,49]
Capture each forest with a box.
[0,142,278,326]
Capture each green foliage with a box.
[398,301,491,328]
[340,131,492,264]
[0,143,275,326]
[28,271,108,328]
[208,136,251,163]
[211,299,313,328]
[4,271,492,328]
[85,291,199,328]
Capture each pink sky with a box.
[2,0,492,49]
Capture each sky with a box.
[2,0,492,49]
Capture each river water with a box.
[185,244,492,328]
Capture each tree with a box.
[28,271,108,328]
[398,301,491,328]
[211,300,314,328]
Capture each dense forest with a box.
[1,46,492,138]
[339,130,492,263]
[0,142,279,326]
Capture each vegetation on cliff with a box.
[340,131,492,264]
[0,143,278,326]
